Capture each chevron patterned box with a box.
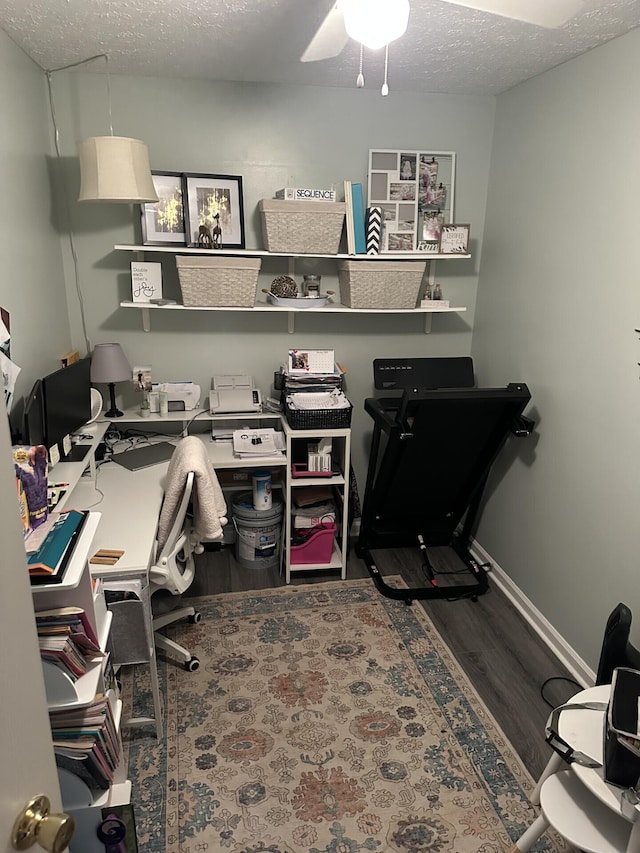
[337,260,427,309]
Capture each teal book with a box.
[351,183,367,254]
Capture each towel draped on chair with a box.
[156,436,227,553]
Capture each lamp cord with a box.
[381,44,390,96]
[46,53,113,135]
[45,53,111,357]
[356,44,365,88]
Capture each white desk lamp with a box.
[90,343,132,418]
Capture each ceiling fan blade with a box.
[301,3,350,62]
[437,0,585,28]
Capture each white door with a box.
[0,404,63,852]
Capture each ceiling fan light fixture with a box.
[339,0,410,50]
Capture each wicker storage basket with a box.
[259,199,346,254]
[337,260,427,309]
[284,395,353,430]
[176,255,261,307]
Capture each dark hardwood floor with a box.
[188,539,582,780]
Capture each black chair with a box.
[595,603,640,685]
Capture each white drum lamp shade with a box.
[78,136,158,203]
[90,342,132,418]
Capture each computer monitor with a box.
[42,357,92,458]
[23,378,46,447]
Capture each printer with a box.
[148,382,201,412]
[209,375,262,414]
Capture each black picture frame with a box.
[140,171,186,246]
[182,172,246,249]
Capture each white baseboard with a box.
[469,538,595,688]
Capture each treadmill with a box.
[356,357,533,603]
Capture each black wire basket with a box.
[284,396,353,430]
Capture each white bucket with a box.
[233,492,283,570]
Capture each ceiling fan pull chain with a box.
[357,42,365,88]
[381,43,389,96]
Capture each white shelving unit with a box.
[31,512,131,810]
[282,419,351,583]
[114,244,469,333]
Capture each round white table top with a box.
[556,684,627,815]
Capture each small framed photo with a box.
[439,223,470,254]
[140,171,186,245]
[183,173,246,249]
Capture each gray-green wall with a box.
[47,72,495,487]
[3,20,639,675]
[472,27,640,668]
[0,29,71,418]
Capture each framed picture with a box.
[368,149,456,252]
[183,173,245,249]
[439,223,470,255]
[140,171,186,245]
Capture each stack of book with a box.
[50,692,120,792]
[27,509,89,585]
[343,181,366,255]
[282,363,345,399]
[36,606,103,681]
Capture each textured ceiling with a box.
[1,0,639,95]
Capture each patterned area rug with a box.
[120,578,566,853]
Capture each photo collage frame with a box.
[367,149,456,253]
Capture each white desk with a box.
[56,430,287,740]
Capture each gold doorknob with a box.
[11,795,75,853]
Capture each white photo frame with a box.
[368,149,456,253]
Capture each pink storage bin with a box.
[290,524,337,565]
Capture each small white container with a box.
[159,391,168,417]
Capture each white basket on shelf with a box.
[259,199,346,254]
[337,260,427,309]
[176,255,261,307]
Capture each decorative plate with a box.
[267,293,332,309]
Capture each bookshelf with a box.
[31,512,131,809]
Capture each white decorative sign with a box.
[131,261,162,303]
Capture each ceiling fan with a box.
[300,0,586,63]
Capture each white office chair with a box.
[149,471,204,671]
[149,437,227,671]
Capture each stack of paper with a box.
[50,692,120,791]
[286,390,351,411]
[232,429,285,459]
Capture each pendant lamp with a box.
[78,135,158,204]
[51,54,158,204]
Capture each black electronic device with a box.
[23,378,46,447]
[358,357,533,603]
[373,356,474,392]
[42,357,92,459]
